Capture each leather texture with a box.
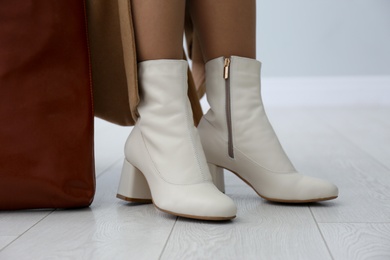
[198,56,339,202]
[119,60,236,219]
[0,0,95,210]
[86,0,137,126]
[86,0,204,126]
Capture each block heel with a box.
[208,163,225,193]
[116,159,152,203]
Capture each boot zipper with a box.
[224,57,234,158]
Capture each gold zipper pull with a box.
[224,57,231,79]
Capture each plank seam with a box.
[310,207,335,260]
[0,210,55,252]
[158,216,178,260]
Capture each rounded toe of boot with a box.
[313,178,339,201]
[294,175,339,202]
[262,173,339,203]
[155,183,237,221]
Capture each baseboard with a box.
[260,76,390,107]
[200,76,390,109]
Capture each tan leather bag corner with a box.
[86,0,204,126]
[86,0,137,126]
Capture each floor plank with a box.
[0,211,52,236]
[319,223,390,260]
[161,178,332,260]
[0,236,17,251]
[0,161,176,259]
[319,107,390,170]
[367,107,390,126]
[266,108,390,223]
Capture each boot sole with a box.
[117,194,236,221]
[154,204,236,221]
[117,165,338,204]
[216,164,338,203]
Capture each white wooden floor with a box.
[1,77,390,260]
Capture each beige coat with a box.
[86,0,206,126]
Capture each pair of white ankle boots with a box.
[116,56,338,221]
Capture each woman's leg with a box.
[188,0,256,62]
[131,0,185,61]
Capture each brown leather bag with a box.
[0,1,95,209]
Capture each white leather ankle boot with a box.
[198,56,339,203]
[116,59,237,220]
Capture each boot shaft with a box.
[204,56,262,142]
[137,59,189,118]
[128,59,212,185]
[203,56,295,172]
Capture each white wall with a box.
[256,0,390,77]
